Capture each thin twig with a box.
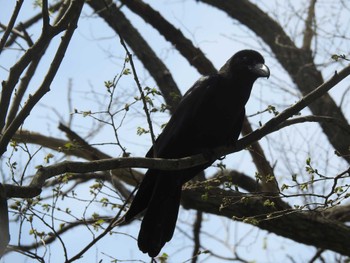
[117,27,157,156]
[191,211,202,263]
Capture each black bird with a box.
[122,50,270,257]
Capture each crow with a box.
[121,49,270,257]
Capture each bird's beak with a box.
[250,63,270,78]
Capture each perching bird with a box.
[122,50,270,257]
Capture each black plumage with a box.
[122,49,270,257]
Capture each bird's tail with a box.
[123,171,157,223]
[137,175,182,257]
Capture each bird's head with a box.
[219,49,270,80]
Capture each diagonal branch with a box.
[302,0,317,49]
[0,0,24,54]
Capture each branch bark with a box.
[181,184,350,256]
[0,183,10,258]
[0,0,23,54]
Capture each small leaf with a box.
[123,68,131,75]
[124,103,129,111]
[201,192,208,201]
[281,184,289,191]
[306,157,311,165]
[44,153,54,164]
[82,110,91,117]
[331,54,339,61]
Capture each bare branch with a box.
[5,53,42,127]
[41,0,50,31]
[191,211,202,263]
[0,183,10,257]
[237,64,350,154]
[0,0,24,54]
[58,123,110,160]
[117,38,157,156]
[4,2,63,48]
[13,129,143,186]
[181,184,350,257]
[274,115,350,133]
[302,0,317,49]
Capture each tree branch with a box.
[4,2,63,48]
[0,183,10,258]
[181,184,350,256]
[302,0,317,50]
[0,0,23,54]
[191,211,202,263]
[5,216,113,254]
[274,115,350,134]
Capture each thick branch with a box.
[302,0,317,49]
[0,184,10,257]
[181,185,350,256]
[13,130,143,188]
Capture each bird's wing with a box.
[146,75,222,158]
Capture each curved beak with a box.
[250,63,270,78]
